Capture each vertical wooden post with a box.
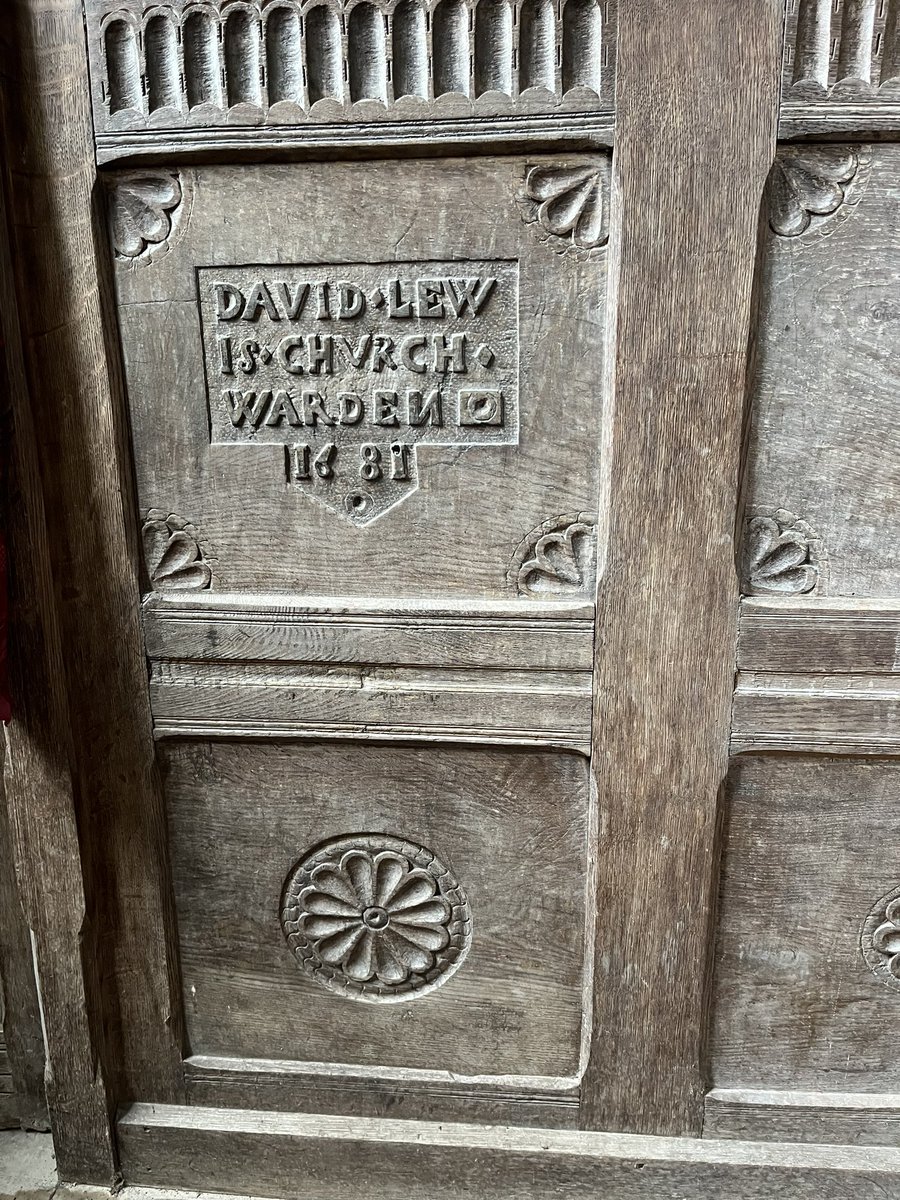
[581,0,782,1135]
[0,0,185,1144]
[0,176,115,1180]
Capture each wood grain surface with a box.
[0,64,114,1180]
[161,740,590,1080]
[0,0,185,1125]
[116,1102,900,1199]
[581,0,782,1135]
[711,755,900,1092]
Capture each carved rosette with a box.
[281,834,471,1003]
[519,162,610,258]
[107,170,188,263]
[861,887,900,992]
[741,508,824,596]
[509,512,597,599]
[767,148,861,238]
[142,509,212,590]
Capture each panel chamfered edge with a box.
[184,1055,580,1129]
[705,1088,900,1147]
[116,1103,900,1198]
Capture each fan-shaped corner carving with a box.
[142,509,212,590]
[767,147,865,238]
[107,170,190,263]
[518,162,610,258]
[741,507,825,597]
[509,512,598,599]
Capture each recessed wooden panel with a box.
[162,740,591,1079]
[745,144,900,598]
[711,755,900,1091]
[110,156,606,602]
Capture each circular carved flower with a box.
[861,887,900,992]
[281,834,471,1002]
[521,163,609,252]
[768,148,858,237]
[742,508,822,596]
[142,509,211,590]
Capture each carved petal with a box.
[302,913,361,940]
[372,852,408,908]
[388,922,450,953]
[390,898,452,927]
[386,869,438,912]
[308,863,359,907]
[342,851,375,907]
[526,164,597,204]
[154,530,201,575]
[540,177,596,237]
[753,531,810,578]
[343,930,377,981]
[381,927,434,973]
[298,888,360,918]
[317,924,366,965]
[873,919,900,956]
[373,939,409,985]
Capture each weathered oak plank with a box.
[0,769,48,1131]
[0,0,185,1115]
[581,0,782,1135]
[738,598,900,674]
[0,94,114,1180]
[117,1102,900,1199]
[731,672,900,754]
[706,1087,900,1147]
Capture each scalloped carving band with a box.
[281,834,471,1002]
[89,0,609,136]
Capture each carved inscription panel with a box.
[198,261,519,523]
[110,157,607,598]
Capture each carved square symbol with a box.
[458,389,504,426]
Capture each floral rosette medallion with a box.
[280,834,471,1002]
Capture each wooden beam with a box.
[0,766,48,1132]
[0,0,185,1120]
[581,0,782,1135]
[0,143,114,1180]
[738,597,900,674]
[116,1102,900,1198]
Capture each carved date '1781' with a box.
[198,261,520,524]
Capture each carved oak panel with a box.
[111,155,607,598]
[745,144,900,597]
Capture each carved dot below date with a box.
[280,834,471,1003]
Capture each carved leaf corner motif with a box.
[742,509,821,596]
[142,509,211,590]
[521,163,609,254]
[768,148,859,237]
[281,834,471,1003]
[109,171,183,260]
[510,512,597,598]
